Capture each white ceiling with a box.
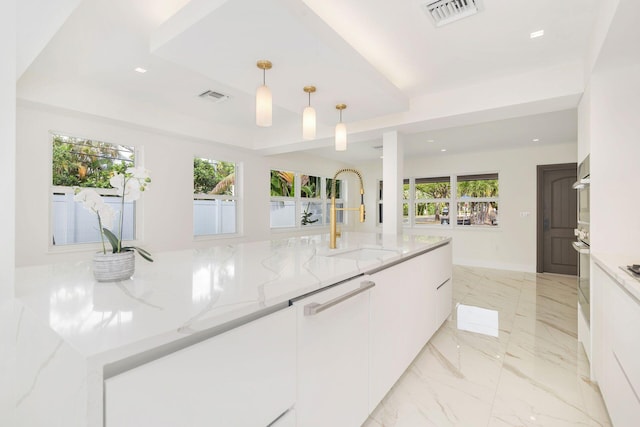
[16,0,598,162]
[304,109,578,163]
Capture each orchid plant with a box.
[74,167,153,262]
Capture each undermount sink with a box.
[323,247,400,261]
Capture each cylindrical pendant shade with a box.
[335,122,347,151]
[256,85,272,127]
[302,106,316,140]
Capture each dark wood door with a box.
[537,164,577,275]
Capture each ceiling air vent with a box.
[198,90,230,103]
[421,0,483,27]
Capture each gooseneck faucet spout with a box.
[330,168,365,249]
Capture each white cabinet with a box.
[592,263,640,427]
[427,242,453,327]
[104,307,296,427]
[368,243,452,411]
[294,276,372,427]
[436,277,453,326]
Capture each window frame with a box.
[412,176,453,227]
[455,172,499,227]
[48,131,144,252]
[193,156,241,239]
[269,169,346,231]
[377,171,500,229]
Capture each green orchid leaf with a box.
[102,228,120,253]
[134,246,152,257]
[134,247,154,262]
[121,246,154,262]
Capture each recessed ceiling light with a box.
[134,67,147,73]
[427,139,435,143]
[532,138,540,142]
[440,148,447,152]
[530,30,544,39]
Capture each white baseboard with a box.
[453,258,535,273]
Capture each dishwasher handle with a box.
[304,280,375,316]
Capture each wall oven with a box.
[572,155,590,325]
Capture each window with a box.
[377,173,498,228]
[193,157,238,236]
[456,173,499,226]
[51,133,135,246]
[301,174,322,226]
[415,176,452,225]
[270,170,344,229]
[270,169,296,228]
[402,179,410,225]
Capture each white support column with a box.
[382,131,404,236]
[0,1,17,425]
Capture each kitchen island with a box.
[15,232,451,427]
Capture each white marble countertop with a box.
[592,251,640,302]
[15,232,450,364]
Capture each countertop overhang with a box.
[591,252,640,302]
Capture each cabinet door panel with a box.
[605,353,640,427]
[369,244,452,411]
[105,308,296,427]
[369,253,431,410]
[436,277,453,327]
[425,242,452,291]
[295,277,370,427]
[611,281,640,397]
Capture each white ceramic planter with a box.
[93,250,135,282]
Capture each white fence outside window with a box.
[52,191,134,246]
[53,192,238,243]
[193,199,237,235]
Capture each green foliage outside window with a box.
[270,170,295,197]
[52,134,133,188]
[193,158,235,195]
[301,175,321,198]
[457,179,498,197]
[416,181,451,199]
[326,178,344,199]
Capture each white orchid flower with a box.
[126,166,151,193]
[74,188,105,212]
[109,173,125,192]
[110,172,141,202]
[126,166,150,181]
[73,188,114,254]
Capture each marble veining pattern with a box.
[363,266,612,427]
[14,233,448,360]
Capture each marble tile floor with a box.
[363,266,612,427]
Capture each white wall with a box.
[577,84,591,163]
[15,102,348,266]
[587,0,640,256]
[589,63,640,254]
[0,0,17,425]
[356,142,577,272]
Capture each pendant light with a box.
[302,86,316,140]
[335,104,347,151]
[256,60,272,127]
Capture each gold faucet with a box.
[330,168,365,249]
